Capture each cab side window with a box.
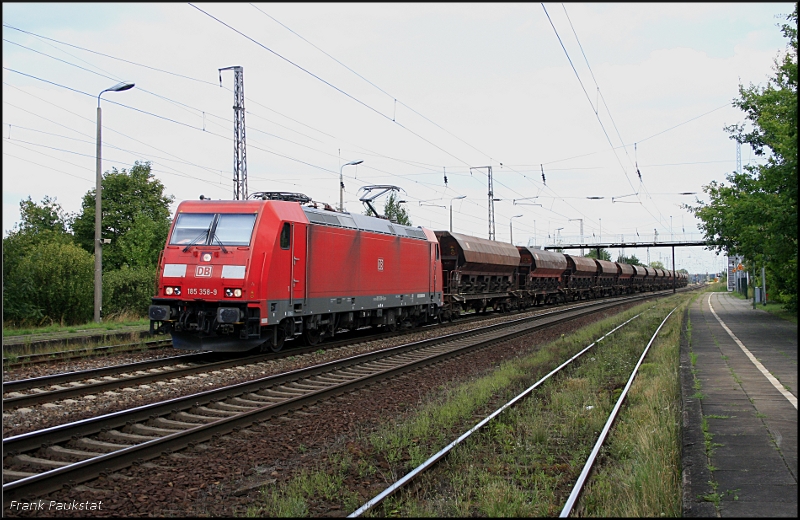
[280,223,291,249]
[435,244,440,260]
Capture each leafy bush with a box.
[103,265,157,318]
[7,241,94,326]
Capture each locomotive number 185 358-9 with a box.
[186,288,217,296]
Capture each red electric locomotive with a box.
[149,193,442,352]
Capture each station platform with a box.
[681,291,797,516]
[2,324,151,354]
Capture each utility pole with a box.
[470,166,497,240]
[219,66,247,200]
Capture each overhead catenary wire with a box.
[2,10,721,244]
[246,5,606,232]
[189,3,476,170]
[188,4,592,229]
[542,4,674,233]
[4,23,477,199]
[4,16,653,232]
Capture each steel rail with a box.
[3,352,212,393]
[347,311,645,517]
[559,305,679,517]
[349,303,682,517]
[1,319,460,410]
[1,292,652,410]
[3,297,622,450]
[2,296,646,504]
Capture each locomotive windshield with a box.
[214,214,257,245]
[169,212,257,247]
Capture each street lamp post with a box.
[339,160,363,212]
[509,214,523,245]
[449,195,466,232]
[95,81,135,323]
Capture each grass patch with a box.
[758,302,797,323]
[574,299,686,517]
[379,296,688,516]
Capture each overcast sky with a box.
[3,3,794,274]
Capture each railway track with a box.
[2,293,655,505]
[1,294,639,411]
[1,314,475,411]
[348,305,679,517]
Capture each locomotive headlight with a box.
[165,287,174,295]
[234,288,242,297]
[225,288,243,298]
[202,253,212,262]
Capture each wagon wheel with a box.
[303,327,322,346]
[387,321,398,332]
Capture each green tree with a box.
[3,196,75,324]
[364,191,412,225]
[116,215,169,269]
[72,161,173,271]
[585,248,611,261]
[649,260,665,270]
[15,195,73,235]
[383,192,411,225]
[103,265,157,318]
[617,254,643,266]
[686,7,797,311]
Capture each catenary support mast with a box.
[219,66,248,200]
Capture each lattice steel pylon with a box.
[471,166,497,240]
[487,166,496,240]
[219,66,247,200]
[736,141,742,174]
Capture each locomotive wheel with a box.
[270,327,286,352]
[262,327,286,353]
[303,327,322,346]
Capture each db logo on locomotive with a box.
[195,265,213,277]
